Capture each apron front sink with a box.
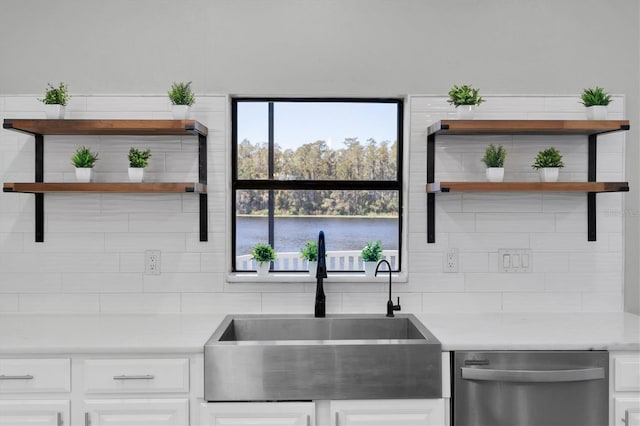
[204,314,441,401]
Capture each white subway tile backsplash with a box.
[181,292,261,314]
[422,292,503,313]
[99,293,180,313]
[62,273,143,293]
[475,213,555,233]
[581,292,623,312]
[0,94,626,313]
[143,273,222,293]
[0,273,62,293]
[465,273,545,292]
[20,293,100,313]
[502,292,581,312]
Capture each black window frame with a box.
[231,97,404,273]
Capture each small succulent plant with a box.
[71,146,99,168]
[532,147,564,169]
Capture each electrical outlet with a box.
[145,250,161,275]
[444,248,458,273]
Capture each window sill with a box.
[226,272,408,284]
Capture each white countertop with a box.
[0,312,638,354]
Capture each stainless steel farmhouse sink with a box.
[204,314,442,401]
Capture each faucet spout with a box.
[314,231,327,317]
[375,259,401,317]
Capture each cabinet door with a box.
[614,396,640,426]
[330,399,445,426]
[83,398,188,426]
[0,400,69,426]
[199,402,315,426]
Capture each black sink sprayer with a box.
[314,230,327,317]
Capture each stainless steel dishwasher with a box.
[453,351,608,426]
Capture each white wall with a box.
[0,94,628,313]
[0,0,638,312]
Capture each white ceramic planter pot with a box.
[485,167,504,182]
[172,105,190,120]
[44,104,65,119]
[456,105,476,119]
[75,167,93,182]
[256,262,270,276]
[128,167,145,182]
[538,167,560,182]
[307,260,318,277]
[363,261,378,277]
[586,105,607,120]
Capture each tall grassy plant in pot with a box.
[580,86,612,120]
[361,241,383,277]
[168,81,196,119]
[71,146,99,182]
[447,84,485,119]
[40,82,70,119]
[481,144,506,182]
[251,242,276,276]
[128,148,151,182]
[532,147,564,182]
[300,240,319,277]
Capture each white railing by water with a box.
[236,250,399,271]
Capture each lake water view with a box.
[236,216,399,257]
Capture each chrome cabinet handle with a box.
[57,412,63,426]
[0,374,34,380]
[335,412,339,426]
[112,374,154,380]
[85,412,90,426]
[461,366,604,383]
[306,414,311,426]
[622,409,629,425]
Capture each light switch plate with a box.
[498,248,531,273]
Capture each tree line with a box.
[237,138,398,216]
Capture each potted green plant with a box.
[447,84,485,119]
[300,240,319,277]
[168,81,196,119]
[128,148,152,182]
[532,147,564,182]
[251,242,276,276]
[481,144,506,182]
[71,146,99,182]
[39,82,70,119]
[580,86,612,120]
[361,241,383,277]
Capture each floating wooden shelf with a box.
[425,119,631,243]
[3,182,207,194]
[2,118,209,242]
[2,119,208,137]
[426,181,629,193]
[427,119,630,136]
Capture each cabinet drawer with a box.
[614,355,640,391]
[84,358,189,394]
[0,359,70,393]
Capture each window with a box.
[232,98,403,273]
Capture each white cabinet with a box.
[199,402,315,426]
[0,359,71,425]
[0,399,69,426]
[83,358,190,394]
[83,398,189,426]
[81,357,191,426]
[611,352,640,426]
[330,399,445,426]
[0,359,70,393]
